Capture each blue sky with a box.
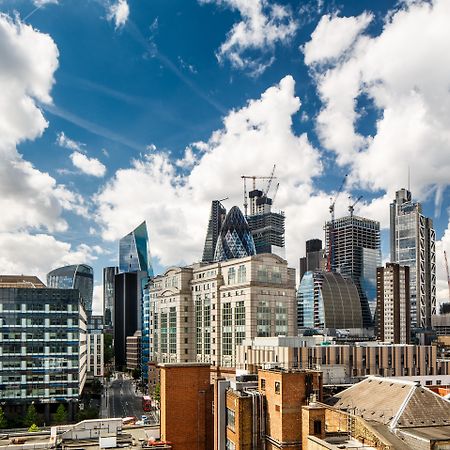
[0,0,449,312]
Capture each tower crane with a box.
[349,195,363,217]
[264,164,276,197]
[327,174,348,272]
[445,250,450,302]
[271,182,280,205]
[241,173,277,216]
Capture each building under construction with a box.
[325,215,381,328]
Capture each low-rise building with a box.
[126,331,142,371]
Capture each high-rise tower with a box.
[119,221,153,276]
[390,188,436,329]
[325,216,381,328]
[202,200,227,263]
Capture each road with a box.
[100,374,159,423]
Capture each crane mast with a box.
[445,250,450,302]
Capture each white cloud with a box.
[199,0,297,74]
[92,284,103,315]
[70,151,106,177]
[304,0,450,201]
[303,12,373,65]
[0,233,100,283]
[0,14,85,232]
[56,131,83,151]
[95,76,324,268]
[107,0,130,29]
[33,0,58,6]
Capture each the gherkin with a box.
[214,206,256,262]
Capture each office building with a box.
[119,221,153,276]
[236,337,440,384]
[141,282,151,383]
[246,188,285,256]
[114,271,147,369]
[160,363,214,450]
[149,253,296,368]
[390,188,436,329]
[297,270,363,331]
[214,206,256,261]
[87,314,104,378]
[299,239,326,281]
[325,215,381,328]
[0,275,87,421]
[126,331,141,370]
[103,266,118,329]
[376,263,411,344]
[47,264,94,317]
[202,200,227,263]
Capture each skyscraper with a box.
[325,216,381,328]
[214,206,256,262]
[202,200,227,263]
[390,188,436,329]
[47,264,94,316]
[299,239,326,280]
[376,263,410,344]
[119,221,153,276]
[103,266,118,328]
[246,189,285,255]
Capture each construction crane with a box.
[445,250,450,302]
[264,164,276,197]
[241,173,277,216]
[349,195,363,217]
[271,182,280,205]
[327,174,348,272]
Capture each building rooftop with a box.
[328,376,450,429]
[0,275,46,288]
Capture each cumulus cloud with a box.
[107,0,129,29]
[303,0,450,202]
[70,151,106,177]
[95,76,324,267]
[303,12,373,65]
[56,131,83,151]
[199,0,297,74]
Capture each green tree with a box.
[28,423,40,433]
[0,406,7,429]
[104,333,114,365]
[24,404,38,428]
[131,368,141,380]
[53,404,68,425]
[154,383,160,402]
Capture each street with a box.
[101,374,145,420]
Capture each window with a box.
[275,381,281,394]
[226,408,235,431]
[228,267,236,285]
[226,439,236,450]
[237,265,246,283]
[260,379,266,390]
[313,420,322,435]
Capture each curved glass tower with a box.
[47,264,94,314]
[214,206,256,262]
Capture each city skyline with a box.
[0,0,449,314]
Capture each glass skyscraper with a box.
[202,200,227,263]
[47,264,94,316]
[390,188,436,329]
[214,206,256,261]
[325,215,381,328]
[103,266,118,328]
[119,221,154,276]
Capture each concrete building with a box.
[87,314,104,378]
[236,337,440,384]
[159,363,214,450]
[0,275,87,421]
[149,254,296,367]
[325,215,381,328]
[432,314,450,335]
[390,188,436,329]
[126,331,142,370]
[376,263,410,344]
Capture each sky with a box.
[0,0,449,314]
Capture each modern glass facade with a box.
[390,188,436,329]
[0,282,87,419]
[103,266,118,328]
[47,264,94,316]
[214,206,256,261]
[119,221,154,276]
[202,200,227,263]
[297,270,363,330]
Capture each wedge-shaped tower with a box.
[214,206,256,261]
